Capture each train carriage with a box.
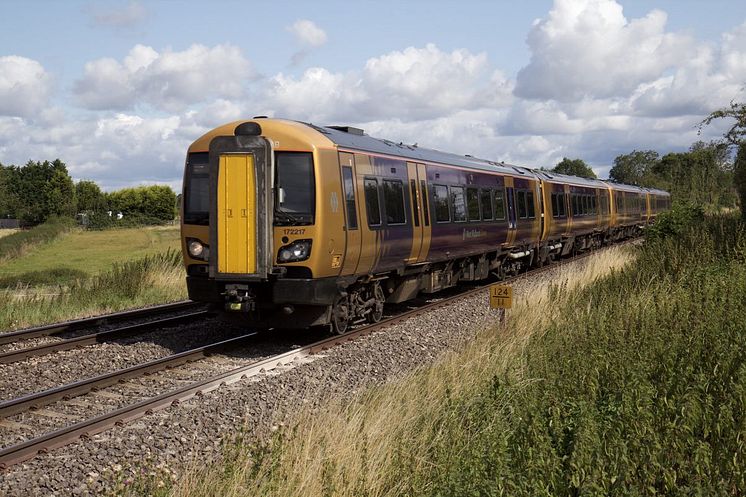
[181,118,669,333]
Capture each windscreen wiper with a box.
[274,209,303,225]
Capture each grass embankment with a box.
[0,250,186,331]
[154,215,746,497]
[0,217,76,261]
[0,229,19,239]
[0,224,180,287]
[0,224,185,331]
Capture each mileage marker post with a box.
[489,285,512,329]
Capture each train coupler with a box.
[222,284,256,312]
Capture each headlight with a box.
[187,238,209,260]
[277,239,312,263]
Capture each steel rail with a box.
[0,301,203,346]
[0,241,637,469]
[0,331,260,419]
[0,311,211,364]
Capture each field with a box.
[0,225,181,287]
[153,213,746,497]
[0,229,18,239]
[0,224,186,330]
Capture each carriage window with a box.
[451,186,467,222]
[527,191,535,218]
[516,190,527,219]
[420,180,430,226]
[383,179,406,225]
[467,187,480,221]
[560,193,567,217]
[572,195,579,216]
[494,189,506,220]
[342,166,357,230]
[551,193,558,218]
[480,189,493,221]
[433,184,450,222]
[364,178,381,226]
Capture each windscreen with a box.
[274,152,315,225]
[183,152,209,225]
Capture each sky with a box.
[1,0,746,191]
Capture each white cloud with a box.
[288,20,328,48]
[515,0,692,101]
[74,44,254,112]
[0,56,53,118]
[267,44,512,122]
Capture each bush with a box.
[646,202,705,241]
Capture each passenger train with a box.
[181,118,670,333]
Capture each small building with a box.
[0,219,20,229]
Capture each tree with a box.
[551,158,596,179]
[107,185,176,222]
[701,101,746,218]
[609,150,659,186]
[76,180,106,212]
[7,159,76,224]
[0,164,14,218]
[735,144,746,219]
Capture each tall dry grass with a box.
[164,246,634,497]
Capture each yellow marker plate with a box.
[489,285,513,309]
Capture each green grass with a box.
[0,225,181,287]
[0,250,187,331]
[149,214,746,497]
[0,217,76,261]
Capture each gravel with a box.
[0,254,604,496]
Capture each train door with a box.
[506,183,517,244]
[209,134,271,280]
[339,152,361,275]
[405,162,429,264]
[353,154,378,275]
[537,181,546,241]
[416,163,431,262]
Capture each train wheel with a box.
[330,296,350,335]
[367,283,384,324]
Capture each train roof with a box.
[533,169,609,188]
[642,187,671,196]
[189,118,668,196]
[306,122,531,177]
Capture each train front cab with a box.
[181,120,351,328]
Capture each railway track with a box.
[0,242,635,469]
[0,310,212,364]
[0,300,203,346]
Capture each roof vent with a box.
[327,126,364,136]
[253,115,268,119]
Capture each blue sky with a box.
[1,0,745,190]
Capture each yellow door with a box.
[339,152,361,275]
[406,162,423,264]
[217,154,256,274]
[416,163,431,262]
